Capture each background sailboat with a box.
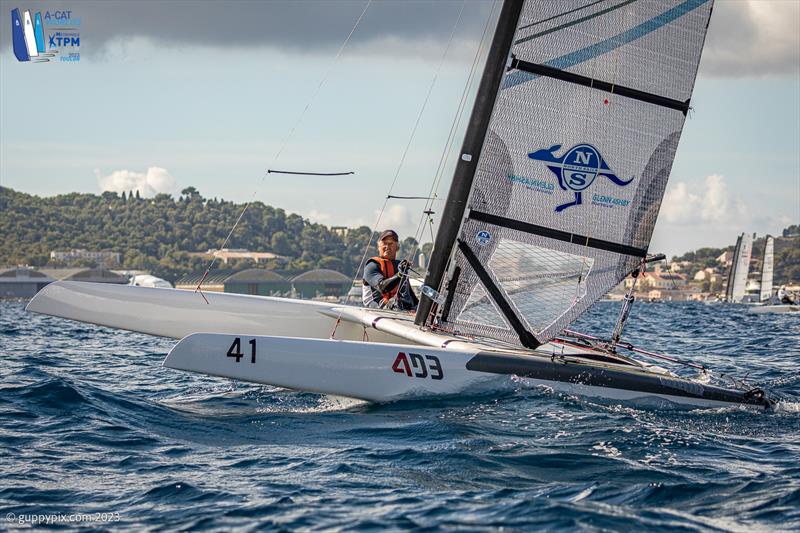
[725,232,753,303]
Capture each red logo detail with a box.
[392,352,412,376]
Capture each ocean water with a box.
[1,300,799,531]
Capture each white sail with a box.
[759,236,774,301]
[433,0,714,347]
[726,232,753,303]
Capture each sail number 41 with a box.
[226,337,256,363]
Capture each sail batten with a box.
[424,0,714,348]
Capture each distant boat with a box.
[725,232,753,303]
[22,10,38,58]
[129,274,173,289]
[11,9,29,62]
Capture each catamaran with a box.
[27,0,775,408]
[748,236,798,313]
[725,232,754,303]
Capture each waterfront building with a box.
[194,249,286,265]
[224,269,291,296]
[0,267,54,298]
[38,268,128,284]
[50,249,120,266]
[291,269,351,299]
[174,271,234,292]
[716,250,734,267]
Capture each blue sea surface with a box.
[1,300,799,531]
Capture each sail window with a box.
[486,239,593,334]
[455,284,510,330]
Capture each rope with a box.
[195,0,372,299]
[346,0,467,307]
[404,0,498,279]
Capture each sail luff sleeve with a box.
[439,0,715,347]
[415,0,526,327]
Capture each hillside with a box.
[2,186,796,285]
[0,186,420,282]
[671,227,800,286]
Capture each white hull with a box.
[26,281,407,344]
[165,332,750,408]
[27,282,771,409]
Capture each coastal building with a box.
[623,269,687,290]
[291,269,351,299]
[0,267,54,298]
[38,268,128,284]
[692,268,720,283]
[716,250,734,267]
[174,271,234,292]
[175,268,351,300]
[50,249,120,266]
[224,269,291,296]
[194,249,286,265]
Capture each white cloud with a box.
[376,204,418,238]
[653,174,794,258]
[661,174,747,224]
[95,167,177,197]
[703,0,800,77]
[305,209,333,224]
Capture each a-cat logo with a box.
[391,352,443,380]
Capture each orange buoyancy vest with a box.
[370,256,397,304]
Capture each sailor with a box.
[778,286,795,304]
[362,229,419,311]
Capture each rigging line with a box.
[196,0,372,298]
[267,170,354,176]
[518,0,607,31]
[515,0,638,45]
[345,0,467,306]
[386,195,439,200]
[406,0,497,271]
[374,0,469,312]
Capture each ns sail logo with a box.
[10,8,80,63]
[528,143,634,212]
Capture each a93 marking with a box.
[226,337,256,363]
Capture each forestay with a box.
[436,0,714,347]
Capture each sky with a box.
[0,0,798,259]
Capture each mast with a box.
[415,0,525,327]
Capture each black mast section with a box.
[415,0,525,327]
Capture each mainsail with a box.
[418,0,715,348]
[725,232,753,303]
[759,236,774,302]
